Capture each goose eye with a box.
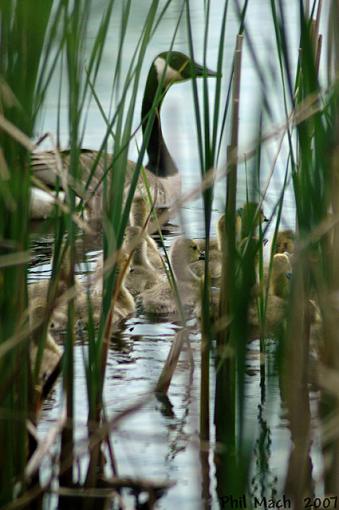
[192,245,198,250]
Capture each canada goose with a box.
[130,196,163,269]
[29,298,62,383]
[140,237,204,315]
[273,229,295,254]
[124,226,160,295]
[30,52,217,219]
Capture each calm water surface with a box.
[31,1,328,508]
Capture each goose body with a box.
[31,52,217,219]
[30,185,84,220]
[30,188,64,219]
[140,237,203,315]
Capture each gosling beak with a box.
[198,250,206,261]
[285,272,293,280]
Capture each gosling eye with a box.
[192,245,198,250]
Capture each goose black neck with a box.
[141,64,178,178]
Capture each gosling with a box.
[140,237,204,315]
[124,226,160,295]
[29,298,62,384]
[79,249,136,324]
[249,253,292,336]
[191,214,225,281]
[28,259,79,330]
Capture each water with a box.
[31,1,328,508]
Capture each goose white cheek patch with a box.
[154,57,182,85]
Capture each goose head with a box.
[153,51,218,88]
[169,237,204,282]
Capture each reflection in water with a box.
[250,404,279,500]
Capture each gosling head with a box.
[237,202,268,239]
[153,51,218,88]
[274,230,295,254]
[169,237,204,282]
[272,253,292,277]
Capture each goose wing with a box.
[31,148,180,211]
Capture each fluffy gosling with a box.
[124,226,160,295]
[140,237,203,314]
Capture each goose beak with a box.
[192,62,219,78]
[285,271,293,280]
[198,250,206,261]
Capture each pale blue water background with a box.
[32,1,328,508]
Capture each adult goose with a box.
[30,51,217,219]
